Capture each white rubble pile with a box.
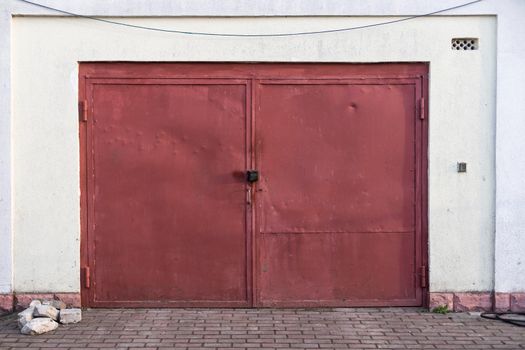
[17,299,82,335]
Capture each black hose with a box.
[480,312,525,327]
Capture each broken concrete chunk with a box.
[18,301,81,334]
[29,300,41,308]
[21,318,59,335]
[18,316,29,329]
[33,305,59,320]
[42,299,67,310]
[17,307,34,329]
[18,307,34,320]
[58,308,82,324]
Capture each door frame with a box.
[79,62,429,308]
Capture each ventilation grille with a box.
[452,38,478,50]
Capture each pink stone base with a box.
[510,293,525,312]
[429,292,525,312]
[494,293,511,312]
[0,294,14,313]
[453,292,492,312]
[14,293,81,310]
[429,292,453,310]
[53,293,82,308]
[5,291,525,313]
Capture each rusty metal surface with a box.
[254,80,422,306]
[255,82,416,234]
[257,233,417,306]
[86,81,250,306]
[79,63,428,308]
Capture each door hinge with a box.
[420,265,427,288]
[79,100,88,122]
[83,266,91,289]
[419,97,425,120]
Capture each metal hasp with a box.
[246,170,259,183]
[79,62,428,308]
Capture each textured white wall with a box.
[3,0,504,16]
[494,1,525,293]
[0,9,12,294]
[10,15,496,292]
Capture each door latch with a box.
[246,170,259,183]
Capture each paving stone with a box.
[59,308,82,324]
[33,304,59,320]
[20,317,59,335]
[0,307,524,349]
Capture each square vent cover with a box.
[452,38,478,50]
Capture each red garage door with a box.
[80,63,428,308]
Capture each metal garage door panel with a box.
[256,83,415,234]
[255,81,419,306]
[258,233,415,305]
[80,63,428,308]
[89,82,249,306]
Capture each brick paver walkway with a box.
[0,308,524,349]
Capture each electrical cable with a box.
[17,0,484,37]
[480,312,525,327]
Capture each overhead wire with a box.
[17,0,484,37]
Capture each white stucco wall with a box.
[1,0,524,296]
[0,8,13,295]
[494,1,525,293]
[9,15,497,293]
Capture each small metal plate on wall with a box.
[457,162,467,173]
